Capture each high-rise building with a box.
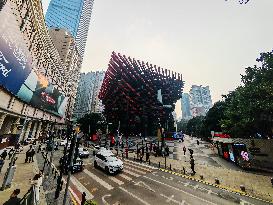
[189,85,212,117]
[181,93,192,120]
[45,0,94,58]
[73,71,105,119]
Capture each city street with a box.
[48,143,269,205]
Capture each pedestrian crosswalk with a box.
[69,159,157,203]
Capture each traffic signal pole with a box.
[63,132,77,205]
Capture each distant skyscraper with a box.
[189,85,212,117]
[73,71,105,119]
[181,93,192,120]
[45,0,94,58]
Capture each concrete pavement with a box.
[0,145,46,204]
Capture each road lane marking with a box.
[143,176,217,205]
[125,166,147,175]
[123,169,140,177]
[70,176,94,200]
[119,173,132,181]
[123,159,157,169]
[68,187,81,204]
[108,176,124,185]
[123,161,153,172]
[134,181,155,192]
[119,187,151,205]
[102,194,111,205]
[83,169,114,190]
[160,194,187,205]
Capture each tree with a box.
[186,116,205,138]
[77,113,105,135]
[221,50,273,138]
[202,101,227,139]
[177,119,188,132]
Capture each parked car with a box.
[59,140,68,146]
[24,138,36,145]
[78,147,89,158]
[94,149,123,174]
[59,155,84,174]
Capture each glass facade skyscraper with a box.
[45,0,94,58]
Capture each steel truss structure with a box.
[99,52,184,135]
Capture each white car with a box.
[78,147,89,158]
[94,149,123,174]
[59,140,70,146]
[25,138,36,144]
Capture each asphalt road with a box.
[47,143,269,205]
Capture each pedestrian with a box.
[81,192,86,205]
[38,144,41,153]
[190,157,196,175]
[31,171,43,204]
[8,148,14,160]
[3,189,21,205]
[1,150,7,160]
[165,146,169,156]
[146,152,150,162]
[25,149,30,163]
[0,159,4,173]
[188,148,194,159]
[197,140,199,146]
[183,146,186,155]
[29,148,35,162]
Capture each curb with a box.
[159,168,273,204]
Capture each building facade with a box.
[189,85,212,117]
[181,93,192,120]
[45,0,94,58]
[0,0,77,145]
[73,71,105,119]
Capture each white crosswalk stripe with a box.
[83,169,114,190]
[123,169,141,177]
[123,158,158,170]
[119,173,132,181]
[125,165,147,175]
[108,176,124,185]
[70,176,94,199]
[123,161,153,172]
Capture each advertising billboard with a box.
[0,1,67,117]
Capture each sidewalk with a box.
[0,145,46,204]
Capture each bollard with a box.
[200,175,204,180]
[240,185,246,192]
[271,178,273,187]
[149,159,151,165]
[93,150,95,156]
[164,156,167,169]
[134,156,135,161]
[169,164,172,171]
[159,162,161,168]
[215,178,220,185]
[52,167,54,174]
[183,167,186,175]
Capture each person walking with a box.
[190,157,196,175]
[0,159,4,173]
[197,140,200,146]
[1,150,7,160]
[29,148,35,162]
[3,189,21,205]
[146,151,150,162]
[183,146,186,155]
[25,149,30,163]
[81,192,86,205]
[8,148,14,160]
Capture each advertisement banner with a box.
[0,1,67,117]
